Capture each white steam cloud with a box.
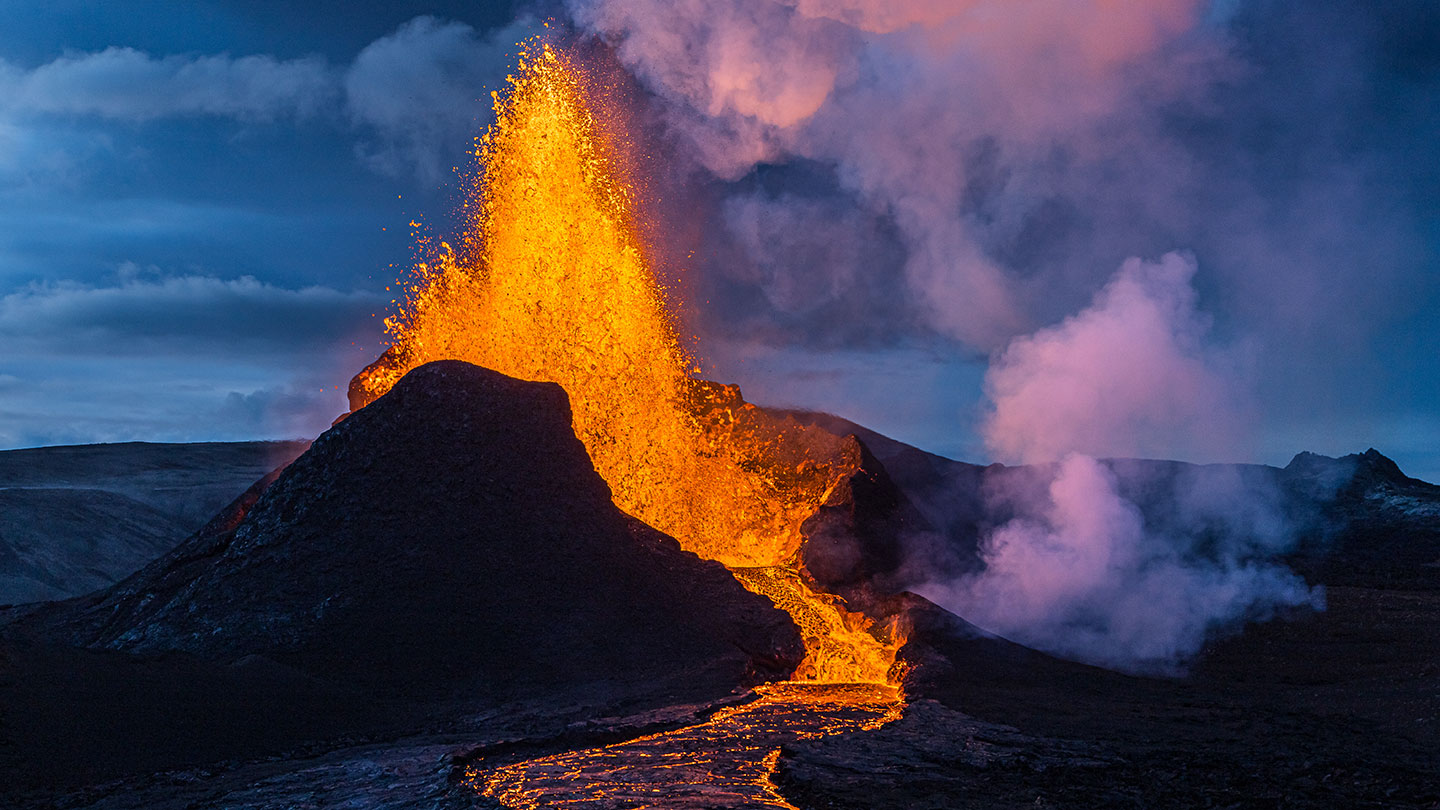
[917,254,1320,671]
[982,252,1247,465]
[917,454,1321,670]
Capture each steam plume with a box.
[565,1,1439,471]
[566,0,1209,347]
[982,252,1246,466]
[919,254,1320,671]
[560,2,1414,667]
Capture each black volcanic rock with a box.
[798,436,932,605]
[0,361,800,791]
[1278,448,1440,587]
[767,408,995,578]
[17,360,802,689]
[1284,447,1434,497]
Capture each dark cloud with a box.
[0,271,376,448]
[345,15,541,181]
[0,13,542,186]
[0,48,335,121]
[0,271,382,355]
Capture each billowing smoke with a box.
[565,0,1208,348]
[560,2,1428,667]
[883,252,1318,668]
[563,1,1439,473]
[982,252,1247,466]
[919,253,1321,671]
[916,455,1319,670]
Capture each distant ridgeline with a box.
[2,415,1435,610]
[0,441,307,604]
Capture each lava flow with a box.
[352,42,903,688]
[466,682,902,809]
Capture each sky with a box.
[0,0,1436,482]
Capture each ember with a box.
[352,42,903,685]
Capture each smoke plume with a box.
[560,2,1432,666]
[915,253,1320,671]
[564,1,1440,474]
[565,0,1210,348]
[916,453,1322,671]
[982,252,1246,466]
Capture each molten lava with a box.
[354,42,901,685]
[467,682,903,808]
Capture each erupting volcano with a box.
[5,6,1439,808]
[350,42,903,687]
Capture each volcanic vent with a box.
[349,42,906,686]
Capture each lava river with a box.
[466,683,902,809]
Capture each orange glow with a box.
[465,682,903,807]
[355,42,901,684]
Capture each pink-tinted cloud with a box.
[912,252,1315,671]
[917,453,1319,670]
[566,0,1210,349]
[983,252,1248,464]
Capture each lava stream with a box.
[466,683,903,809]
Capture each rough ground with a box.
[777,584,1440,808]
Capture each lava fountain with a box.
[350,42,903,687]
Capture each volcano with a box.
[3,33,1436,810]
[0,360,801,794]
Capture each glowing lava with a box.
[353,42,901,685]
[466,682,903,808]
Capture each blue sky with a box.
[0,1,536,447]
[0,1,1437,482]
